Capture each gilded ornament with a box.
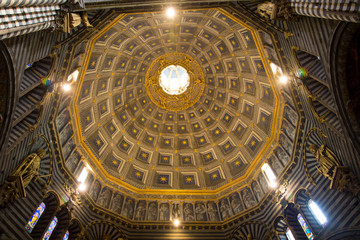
[0,149,46,207]
[145,53,205,111]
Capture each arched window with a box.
[25,202,46,233]
[297,213,315,240]
[42,216,58,240]
[284,203,312,240]
[274,216,296,240]
[30,193,59,239]
[288,189,329,239]
[308,199,327,226]
[286,227,296,240]
[77,167,89,192]
[261,163,277,188]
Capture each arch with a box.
[229,220,276,240]
[0,41,16,153]
[8,53,55,149]
[292,47,342,134]
[68,218,83,240]
[273,216,292,240]
[329,22,360,154]
[307,97,342,133]
[81,220,127,240]
[283,203,310,240]
[301,76,335,110]
[29,191,60,239]
[294,189,325,235]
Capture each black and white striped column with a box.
[0,0,66,8]
[0,5,60,40]
[290,0,360,23]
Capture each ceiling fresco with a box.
[53,7,300,224]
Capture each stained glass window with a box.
[297,213,314,240]
[25,202,46,233]
[309,199,327,225]
[285,227,296,240]
[42,216,58,240]
[62,230,69,240]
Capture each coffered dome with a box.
[71,9,282,196]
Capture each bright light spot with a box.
[261,163,277,188]
[279,75,289,84]
[309,199,327,225]
[166,7,176,18]
[67,70,79,82]
[270,62,289,84]
[77,168,88,192]
[173,219,180,227]
[159,65,190,95]
[286,227,296,240]
[270,62,283,75]
[78,183,87,192]
[63,83,71,92]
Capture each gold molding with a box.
[145,53,205,111]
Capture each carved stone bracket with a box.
[56,0,93,33]
[257,0,299,21]
[0,149,45,207]
[0,176,25,208]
